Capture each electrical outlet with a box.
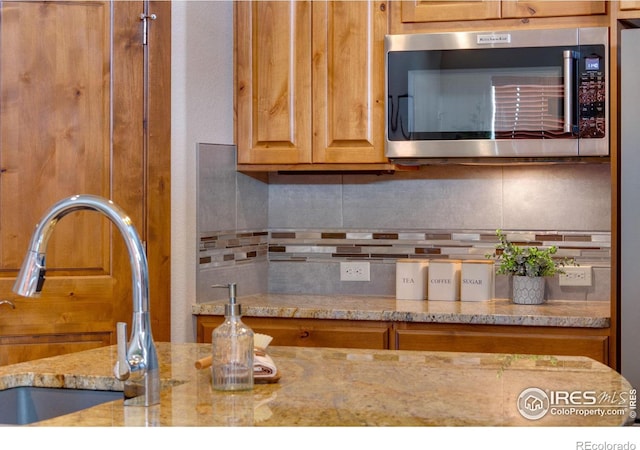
[559,266,592,287]
[340,261,370,281]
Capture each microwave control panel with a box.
[577,47,606,139]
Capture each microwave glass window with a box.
[406,66,562,139]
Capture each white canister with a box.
[396,259,428,300]
[428,259,461,301]
[460,260,495,302]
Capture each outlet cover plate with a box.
[340,261,370,281]
[559,266,592,287]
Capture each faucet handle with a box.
[114,322,130,381]
[0,300,16,309]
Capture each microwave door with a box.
[388,46,578,158]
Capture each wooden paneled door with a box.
[0,1,171,364]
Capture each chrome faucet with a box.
[12,194,160,406]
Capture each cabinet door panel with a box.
[501,1,605,18]
[400,0,501,22]
[235,1,312,164]
[0,1,111,273]
[312,0,387,163]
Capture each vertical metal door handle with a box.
[564,50,574,134]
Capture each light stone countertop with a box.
[192,294,610,328]
[0,343,634,426]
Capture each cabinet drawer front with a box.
[396,329,608,364]
[198,317,390,349]
[620,0,640,10]
[501,1,605,18]
[0,332,111,366]
[249,324,390,350]
[401,0,501,23]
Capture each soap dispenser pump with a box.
[210,283,254,391]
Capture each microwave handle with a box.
[563,50,574,134]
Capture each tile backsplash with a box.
[199,228,610,301]
[197,143,611,303]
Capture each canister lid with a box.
[462,259,495,264]
[430,259,462,264]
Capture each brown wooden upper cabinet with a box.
[235,1,389,168]
[400,0,605,23]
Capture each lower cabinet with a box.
[195,316,610,365]
[196,316,392,350]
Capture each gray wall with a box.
[197,144,269,301]
[268,165,610,231]
[620,28,640,391]
[171,0,234,342]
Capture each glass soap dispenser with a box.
[211,283,254,391]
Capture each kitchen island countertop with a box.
[0,342,633,426]
[192,294,610,328]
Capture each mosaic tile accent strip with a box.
[199,229,611,269]
[267,229,611,267]
[199,231,269,269]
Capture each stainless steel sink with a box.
[0,386,122,425]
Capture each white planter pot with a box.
[512,276,546,305]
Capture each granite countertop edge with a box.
[191,294,611,328]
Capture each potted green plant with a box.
[486,229,575,304]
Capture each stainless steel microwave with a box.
[385,27,609,163]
